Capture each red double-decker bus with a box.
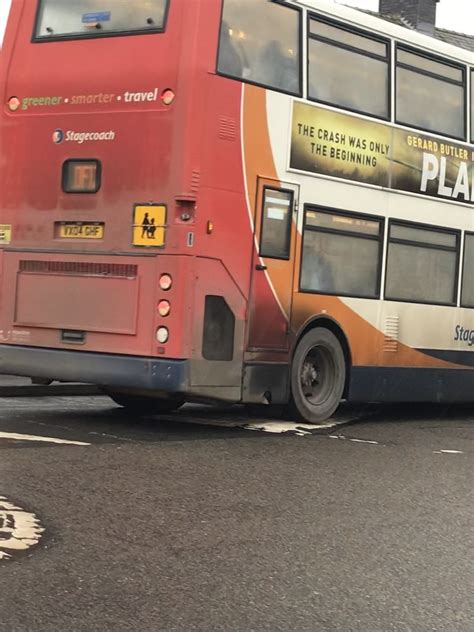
[1,0,473,423]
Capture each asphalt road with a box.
[0,396,472,632]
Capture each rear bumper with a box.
[0,345,188,392]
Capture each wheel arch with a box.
[293,316,352,398]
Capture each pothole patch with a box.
[0,496,44,562]
[244,421,338,435]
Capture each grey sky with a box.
[0,1,12,47]
[336,0,474,35]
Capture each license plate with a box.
[58,223,104,239]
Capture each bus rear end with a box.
[0,0,217,404]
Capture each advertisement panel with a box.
[290,102,474,205]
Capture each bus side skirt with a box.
[349,366,474,403]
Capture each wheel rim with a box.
[299,344,336,406]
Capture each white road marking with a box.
[0,497,44,561]
[0,432,90,446]
[244,421,337,436]
[329,435,380,445]
[433,449,464,455]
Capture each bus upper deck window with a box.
[308,17,390,120]
[217,0,301,96]
[395,46,466,140]
[34,0,169,40]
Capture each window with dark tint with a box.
[461,233,474,307]
[35,0,168,39]
[396,46,466,139]
[260,188,293,259]
[62,160,101,193]
[300,209,383,297]
[218,0,301,95]
[385,222,459,305]
[308,17,389,119]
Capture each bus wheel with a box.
[288,328,345,423]
[106,392,185,414]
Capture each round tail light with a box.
[161,89,175,106]
[158,300,171,317]
[8,97,20,112]
[156,327,169,344]
[159,274,172,291]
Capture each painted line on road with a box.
[0,496,44,561]
[244,421,338,436]
[329,434,380,445]
[0,432,90,446]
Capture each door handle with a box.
[256,264,267,271]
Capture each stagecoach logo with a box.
[52,128,115,145]
[53,128,64,144]
[454,325,474,346]
[0,496,44,562]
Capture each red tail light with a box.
[158,300,171,317]
[159,274,172,291]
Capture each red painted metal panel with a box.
[0,252,164,357]
[15,272,139,335]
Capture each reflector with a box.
[8,97,20,112]
[161,89,175,105]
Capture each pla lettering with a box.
[420,153,474,202]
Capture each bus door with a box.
[247,178,299,350]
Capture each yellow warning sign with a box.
[0,225,12,245]
[133,205,166,247]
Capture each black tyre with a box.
[288,328,346,423]
[106,392,184,414]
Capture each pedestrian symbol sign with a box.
[133,205,166,247]
[0,225,11,244]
